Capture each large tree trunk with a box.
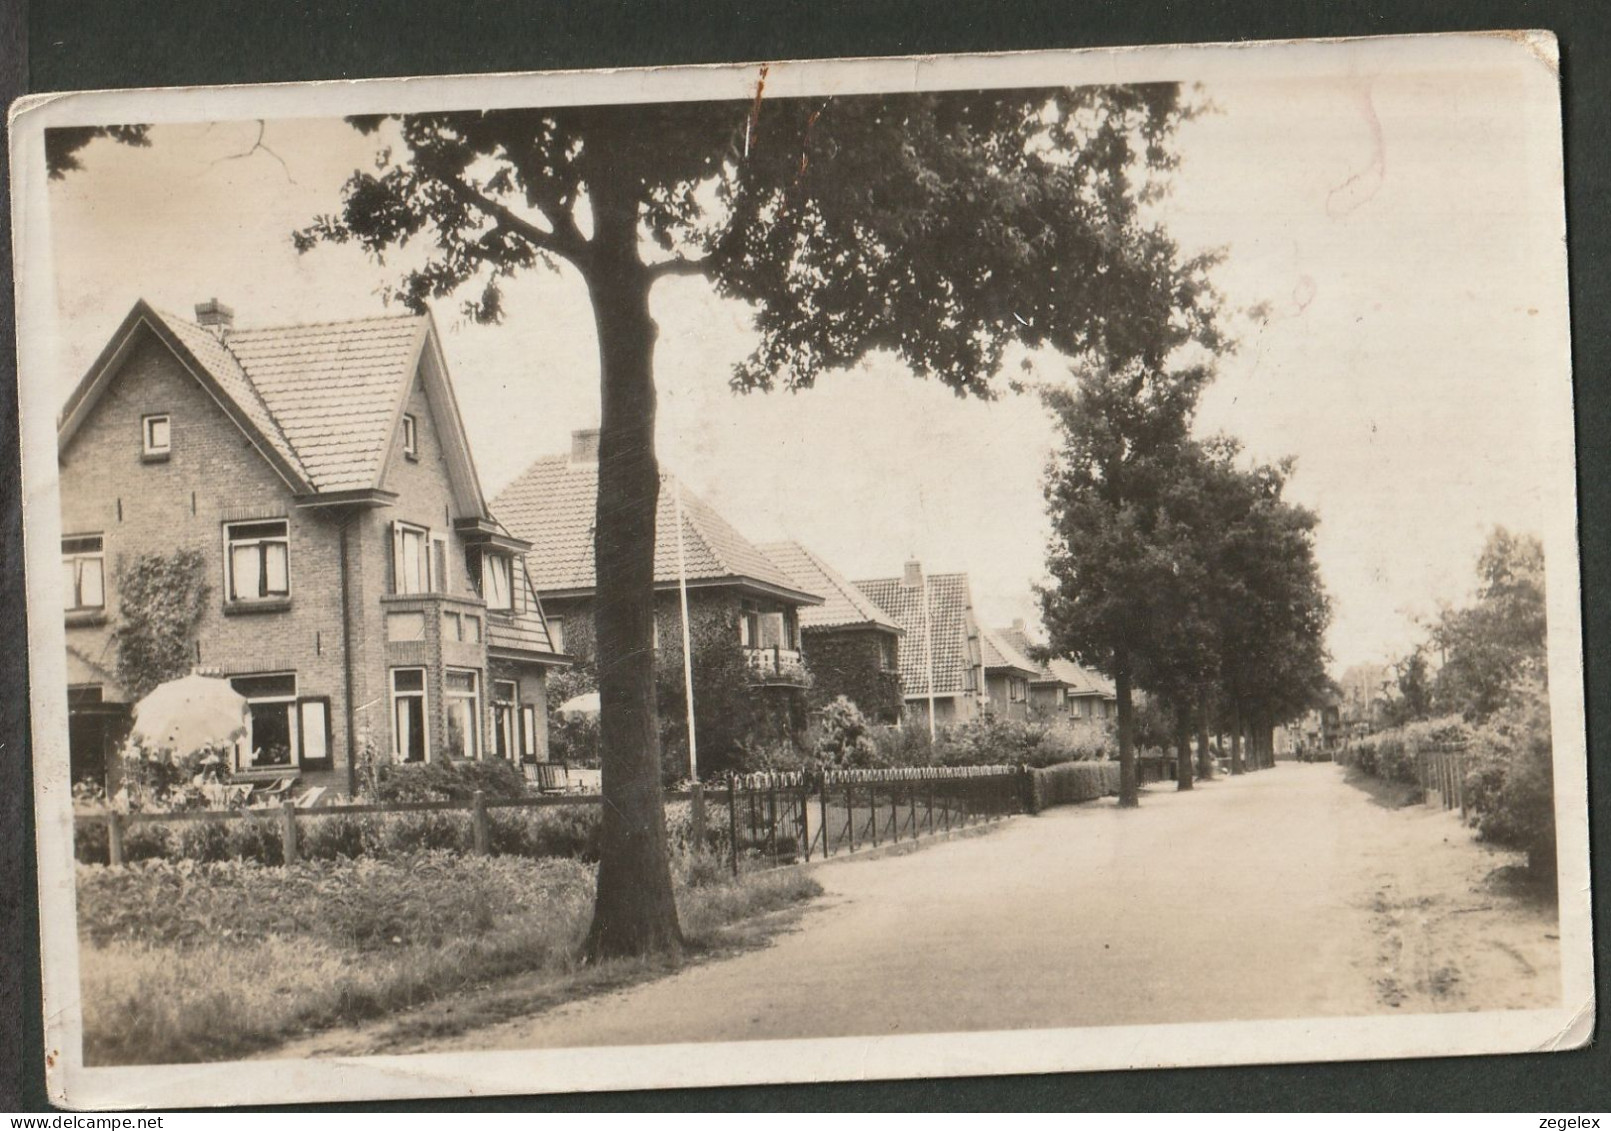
[582,168,683,961]
[1115,659,1139,808]
[1230,699,1245,775]
[1174,703,1193,791]
[1195,684,1214,779]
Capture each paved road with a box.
[388,763,1559,1052]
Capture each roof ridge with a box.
[221,311,427,334]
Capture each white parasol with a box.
[131,673,250,757]
[556,691,601,718]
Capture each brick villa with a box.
[58,299,566,795]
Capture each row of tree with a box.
[56,80,1268,957]
[1036,361,1333,807]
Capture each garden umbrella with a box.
[557,691,600,718]
[131,673,250,757]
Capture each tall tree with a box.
[297,85,1218,956]
[44,125,149,179]
[1038,358,1214,807]
[1431,528,1547,720]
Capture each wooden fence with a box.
[1417,743,1469,817]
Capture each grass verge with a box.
[77,851,820,1065]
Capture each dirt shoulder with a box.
[1341,770,1559,1014]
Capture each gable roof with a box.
[490,455,822,605]
[58,301,486,509]
[978,624,1041,678]
[996,621,1116,698]
[756,541,900,633]
[855,571,978,698]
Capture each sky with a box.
[40,47,1569,674]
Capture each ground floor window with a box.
[493,679,517,761]
[230,673,297,770]
[392,667,428,763]
[444,668,481,760]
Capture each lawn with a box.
[76,850,820,1065]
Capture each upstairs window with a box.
[62,535,105,612]
[401,413,418,460]
[225,521,290,602]
[482,553,513,611]
[142,414,171,458]
[393,522,430,594]
[738,600,760,648]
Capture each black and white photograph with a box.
[9,30,1593,1109]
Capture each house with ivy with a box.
[997,619,1118,727]
[855,561,988,728]
[57,298,567,794]
[757,540,904,725]
[490,431,825,777]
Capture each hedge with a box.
[1030,760,1122,811]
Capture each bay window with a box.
[444,668,481,760]
[391,667,428,763]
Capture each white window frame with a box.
[444,667,482,761]
[391,667,429,763]
[401,413,418,459]
[142,414,171,456]
[482,552,513,611]
[520,705,539,762]
[62,534,106,612]
[230,672,299,772]
[224,520,291,603]
[392,522,431,595]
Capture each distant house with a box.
[58,299,567,795]
[856,561,986,727]
[997,619,1117,725]
[978,624,1041,721]
[491,431,825,770]
[758,540,904,724]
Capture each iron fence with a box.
[721,764,1026,872]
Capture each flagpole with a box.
[674,478,698,781]
[923,571,937,742]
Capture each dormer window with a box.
[401,413,418,460]
[482,552,513,611]
[142,414,171,459]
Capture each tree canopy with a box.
[298,82,1222,956]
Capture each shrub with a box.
[811,696,879,767]
[1464,681,1555,873]
[486,806,601,862]
[1031,761,1122,809]
[373,759,529,803]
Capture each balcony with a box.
[744,646,811,688]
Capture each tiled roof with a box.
[855,572,977,697]
[979,624,1041,677]
[157,310,429,493]
[1047,658,1115,698]
[491,456,821,603]
[997,622,1116,698]
[756,541,900,633]
[154,311,309,482]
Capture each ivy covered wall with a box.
[802,628,903,724]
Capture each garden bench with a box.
[525,761,571,795]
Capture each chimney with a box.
[902,559,924,589]
[1012,617,1026,635]
[194,298,234,338]
[570,428,601,463]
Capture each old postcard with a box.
[9,30,1592,1109]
